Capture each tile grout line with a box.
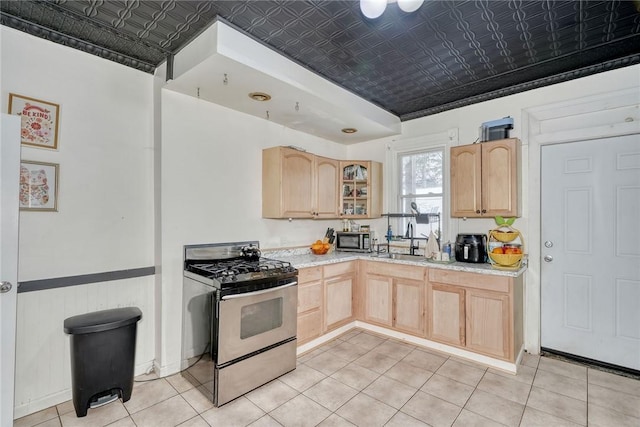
[517,362,539,427]
[586,367,589,427]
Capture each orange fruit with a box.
[492,247,504,254]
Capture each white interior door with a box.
[541,135,640,370]
[1,114,21,426]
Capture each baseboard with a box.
[13,389,72,420]
[296,321,519,374]
[297,322,356,355]
[13,360,156,420]
[154,359,182,378]
[354,322,519,374]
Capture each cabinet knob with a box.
[475,210,481,214]
[481,209,486,214]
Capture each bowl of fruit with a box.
[489,245,523,266]
[492,230,519,242]
[310,240,331,255]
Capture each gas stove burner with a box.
[186,257,296,283]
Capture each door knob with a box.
[544,255,553,262]
[0,281,13,293]
[544,240,554,248]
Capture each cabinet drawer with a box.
[428,269,510,293]
[298,309,322,344]
[366,261,426,281]
[324,261,356,278]
[298,266,322,283]
[298,282,322,313]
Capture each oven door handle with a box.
[221,281,298,300]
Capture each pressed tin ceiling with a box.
[1,1,639,121]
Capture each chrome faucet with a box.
[406,222,419,255]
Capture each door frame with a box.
[1,113,21,426]
[521,87,640,354]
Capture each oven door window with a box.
[240,297,283,339]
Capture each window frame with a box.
[385,130,455,243]
[397,148,444,240]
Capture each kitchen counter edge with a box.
[272,252,526,277]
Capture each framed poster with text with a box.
[8,93,60,150]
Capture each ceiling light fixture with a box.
[341,128,358,134]
[249,92,271,101]
[360,0,424,19]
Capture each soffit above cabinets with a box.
[165,21,401,144]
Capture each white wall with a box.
[1,27,156,417]
[156,89,350,373]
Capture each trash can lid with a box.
[64,307,142,334]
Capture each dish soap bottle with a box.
[386,225,393,242]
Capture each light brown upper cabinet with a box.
[262,147,339,218]
[450,138,521,218]
[340,161,383,219]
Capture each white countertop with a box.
[265,250,527,277]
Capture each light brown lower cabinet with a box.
[363,261,427,338]
[296,266,323,345]
[427,268,523,361]
[324,261,356,331]
[298,259,522,363]
[296,262,357,344]
[428,283,465,346]
[465,289,510,358]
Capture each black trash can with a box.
[63,307,142,417]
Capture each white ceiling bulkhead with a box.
[164,21,402,144]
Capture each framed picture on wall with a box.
[8,93,60,150]
[19,160,59,212]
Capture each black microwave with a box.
[335,232,371,252]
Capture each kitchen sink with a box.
[374,253,427,262]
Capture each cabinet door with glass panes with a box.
[340,161,382,219]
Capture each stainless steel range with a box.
[181,241,298,407]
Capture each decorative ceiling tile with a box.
[1,0,638,120]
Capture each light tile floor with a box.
[14,328,640,427]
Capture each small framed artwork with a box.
[19,160,59,212]
[8,93,60,150]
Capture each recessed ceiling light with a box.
[341,128,358,134]
[248,92,271,101]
